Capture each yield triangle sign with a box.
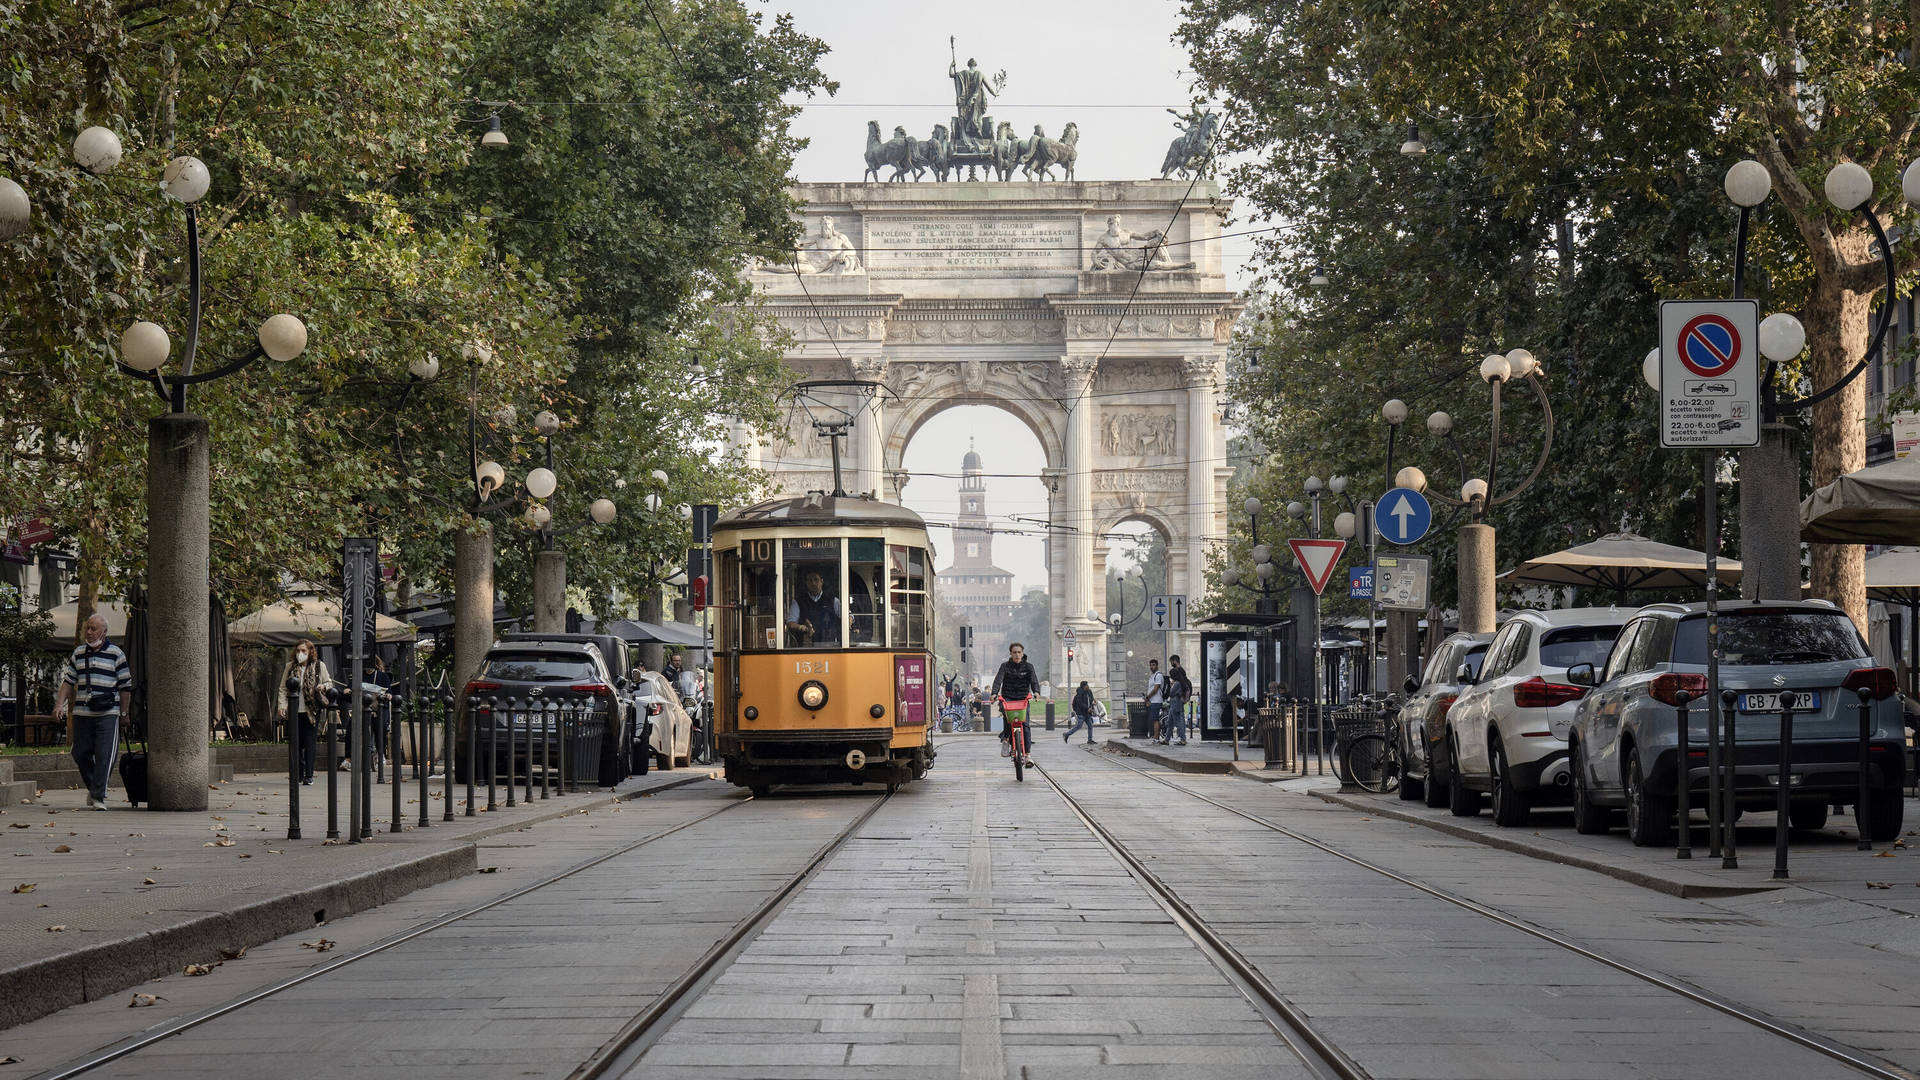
[1289,538,1347,595]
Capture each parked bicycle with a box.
[1335,695,1403,794]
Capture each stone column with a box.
[1739,423,1801,601]
[1182,356,1221,665]
[1458,523,1497,634]
[1058,356,1100,687]
[147,414,210,811]
[533,548,566,633]
[851,357,887,498]
[453,522,494,696]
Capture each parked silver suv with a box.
[1565,601,1906,846]
[1394,631,1492,808]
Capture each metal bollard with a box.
[1855,685,1875,851]
[443,694,456,822]
[523,704,534,805]
[557,701,571,795]
[540,702,552,799]
[417,697,431,829]
[1720,690,1739,870]
[326,704,341,840]
[503,697,517,808]
[390,697,403,833]
[486,697,500,812]
[463,696,477,816]
[286,687,303,841]
[359,694,373,841]
[1772,691,1797,880]
[1673,691,1693,860]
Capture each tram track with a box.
[30,786,893,1080]
[1053,750,1919,1080]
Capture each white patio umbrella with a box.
[1866,547,1920,700]
[1501,532,1741,596]
[38,600,131,647]
[1800,454,1920,544]
[227,596,416,647]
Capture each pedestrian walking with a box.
[1144,659,1165,740]
[277,642,335,785]
[1160,654,1193,745]
[51,614,132,809]
[1064,680,1098,743]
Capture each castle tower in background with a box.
[938,441,1017,675]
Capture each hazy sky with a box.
[767,0,1250,593]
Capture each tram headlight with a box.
[743,706,758,721]
[798,680,828,711]
[870,704,886,719]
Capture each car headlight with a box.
[798,680,828,710]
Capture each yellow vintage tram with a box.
[712,492,937,794]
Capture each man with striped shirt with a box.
[52,614,132,810]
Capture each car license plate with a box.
[1741,691,1820,713]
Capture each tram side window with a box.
[783,537,843,648]
[738,540,779,650]
[717,549,740,649]
[848,538,885,647]
[888,545,928,648]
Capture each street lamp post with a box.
[1418,349,1555,635]
[99,142,310,812]
[526,410,617,633]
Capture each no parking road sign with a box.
[1659,299,1759,449]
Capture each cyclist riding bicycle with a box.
[990,642,1039,754]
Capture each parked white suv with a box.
[1444,607,1632,825]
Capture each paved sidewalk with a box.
[0,762,717,1029]
[1099,734,1311,781]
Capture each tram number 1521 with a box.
[795,660,831,675]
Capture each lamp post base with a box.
[533,549,566,633]
[1458,523,1497,634]
[147,414,211,811]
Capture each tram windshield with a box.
[724,533,933,651]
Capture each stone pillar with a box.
[147,414,210,811]
[1458,523,1497,634]
[851,357,887,499]
[1183,356,1220,667]
[1058,356,1099,686]
[453,522,494,696]
[533,548,566,633]
[1739,423,1801,601]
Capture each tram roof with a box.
[718,492,927,531]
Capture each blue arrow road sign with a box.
[1374,487,1433,546]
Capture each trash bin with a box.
[1128,701,1150,738]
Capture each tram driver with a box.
[785,568,842,646]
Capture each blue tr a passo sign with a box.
[1373,487,1432,545]
[1349,565,1374,599]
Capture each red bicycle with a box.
[999,695,1032,781]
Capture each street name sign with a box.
[1349,565,1374,600]
[1373,487,1432,546]
[1659,299,1760,448]
[1376,554,1432,612]
[1289,539,1347,596]
[1149,594,1187,631]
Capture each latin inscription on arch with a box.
[864,215,1080,275]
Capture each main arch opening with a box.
[899,404,1050,690]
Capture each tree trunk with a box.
[1801,267,1871,631]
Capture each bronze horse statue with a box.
[989,122,1019,181]
[1022,122,1079,180]
[1159,112,1220,179]
[909,124,954,182]
[864,120,917,182]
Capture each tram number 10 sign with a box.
[1658,299,1759,449]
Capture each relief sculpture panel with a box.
[1100,405,1179,457]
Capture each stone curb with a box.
[1098,737,1237,774]
[0,769,714,1031]
[1310,789,1783,900]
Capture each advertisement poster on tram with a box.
[894,655,927,726]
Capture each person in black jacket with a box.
[1160,654,1194,745]
[1064,680,1098,743]
[990,643,1039,748]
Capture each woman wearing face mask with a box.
[277,643,333,785]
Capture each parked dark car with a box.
[499,632,652,774]
[1395,632,1492,808]
[1566,601,1907,845]
[458,640,639,787]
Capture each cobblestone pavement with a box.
[4,738,1916,1079]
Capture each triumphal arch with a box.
[735,179,1240,689]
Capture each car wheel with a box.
[1447,737,1481,818]
[1570,741,1612,835]
[1863,787,1905,843]
[1397,733,1425,802]
[1787,801,1828,832]
[656,750,673,771]
[630,732,650,776]
[1489,737,1529,827]
[1624,744,1672,847]
[1423,739,1449,809]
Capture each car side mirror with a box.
[1454,664,1475,685]
[1402,673,1421,695]
[1566,662,1596,687]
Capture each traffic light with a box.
[959,625,972,665]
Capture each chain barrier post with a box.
[326,701,341,841]
[540,701,552,799]
[443,694,456,822]
[486,696,500,812]
[1720,690,1739,869]
[1673,691,1693,860]
[286,685,302,840]
[505,696,518,808]
[1855,685,1875,851]
[389,696,402,833]
[1772,691,1797,880]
